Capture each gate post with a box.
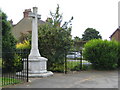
[27,54,29,82]
[64,49,67,74]
[80,47,83,70]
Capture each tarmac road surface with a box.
[4,70,118,88]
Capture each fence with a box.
[2,49,29,86]
[64,50,92,73]
[47,50,92,73]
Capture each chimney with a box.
[9,19,13,25]
[23,9,31,18]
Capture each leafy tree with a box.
[73,36,82,42]
[1,10,17,71]
[82,28,102,41]
[37,5,73,72]
[71,36,83,51]
[0,10,2,57]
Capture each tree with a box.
[71,36,83,51]
[37,5,73,72]
[1,10,17,71]
[0,10,2,57]
[73,36,82,42]
[82,28,102,41]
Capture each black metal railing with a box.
[64,50,92,73]
[47,49,92,74]
[2,49,29,86]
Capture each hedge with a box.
[83,39,118,70]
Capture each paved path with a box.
[5,70,118,88]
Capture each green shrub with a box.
[83,39,118,70]
[71,65,80,71]
[49,63,64,72]
[82,64,92,70]
[13,54,23,72]
[16,40,30,58]
[16,40,30,49]
[67,61,80,71]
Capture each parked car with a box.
[66,51,81,59]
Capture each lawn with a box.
[51,59,92,72]
[0,77,22,87]
[67,61,80,69]
[67,60,92,71]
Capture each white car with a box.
[66,52,81,58]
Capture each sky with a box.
[0,0,119,40]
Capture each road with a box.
[5,70,118,88]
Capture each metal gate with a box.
[2,49,29,86]
[64,50,92,74]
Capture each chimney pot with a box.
[9,19,13,25]
[23,9,31,18]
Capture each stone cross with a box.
[29,7,41,58]
[16,7,53,77]
[24,7,53,77]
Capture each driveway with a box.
[4,70,118,88]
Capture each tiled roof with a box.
[12,17,45,40]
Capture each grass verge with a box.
[0,77,22,87]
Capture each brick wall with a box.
[111,29,120,42]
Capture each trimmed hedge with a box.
[83,39,118,70]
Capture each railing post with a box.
[27,50,29,82]
[64,49,67,74]
[80,48,82,70]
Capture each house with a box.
[12,9,45,41]
[110,27,120,42]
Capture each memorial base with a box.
[16,57,53,78]
[16,71,53,78]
